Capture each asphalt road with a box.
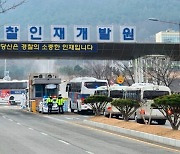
[0,105,179,154]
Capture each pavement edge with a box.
[83,120,180,148]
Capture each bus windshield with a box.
[110,90,124,98]
[143,91,170,99]
[124,90,141,101]
[95,90,108,96]
[0,82,27,89]
[84,82,107,89]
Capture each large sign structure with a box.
[0,43,97,52]
[0,24,179,60]
[0,42,179,61]
[4,25,136,42]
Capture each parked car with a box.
[38,98,59,114]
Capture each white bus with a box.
[94,86,109,96]
[104,85,128,118]
[66,77,109,113]
[0,80,28,105]
[125,83,171,125]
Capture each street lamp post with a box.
[148,18,180,84]
[148,18,180,43]
[149,17,180,65]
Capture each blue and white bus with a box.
[0,80,28,105]
[66,77,109,113]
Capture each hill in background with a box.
[0,0,179,79]
[0,0,179,41]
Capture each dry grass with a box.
[90,116,180,140]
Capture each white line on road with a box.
[28,128,34,130]
[76,118,80,120]
[2,116,6,119]
[8,119,13,121]
[43,116,66,122]
[74,122,180,153]
[65,117,73,120]
[40,132,48,136]
[17,123,21,125]
[85,151,94,154]
[58,140,70,145]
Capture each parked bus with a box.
[124,83,171,125]
[0,80,28,105]
[66,77,109,113]
[104,85,128,118]
[94,86,109,96]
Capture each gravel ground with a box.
[90,116,180,140]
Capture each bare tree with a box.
[0,0,25,13]
[113,61,135,85]
[85,60,135,85]
[143,56,179,87]
[114,56,179,88]
[85,61,112,80]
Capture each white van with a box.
[104,85,128,118]
[125,83,171,125]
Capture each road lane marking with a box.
[16,123,21,125]
[39,114,179,152]
[43,116,66,122]
[8,119,13,122]
[72,122,180,153]
[28,128,34,130]
[58,140,70,145]
[85,151,94,154]
[2,116,6,119]
[40,132,48,136]
[65,117,73,120]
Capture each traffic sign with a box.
[116,75,124,84]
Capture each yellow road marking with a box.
[22,110,180,152]
[71,122,180,153]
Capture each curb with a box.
[83,120,180,148]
